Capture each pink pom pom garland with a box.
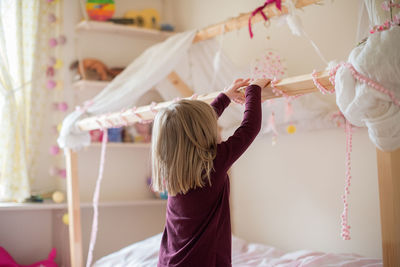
[46,80,57,90]
[49,38,58,47]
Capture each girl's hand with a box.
[224,78,250,104]
[250,78,271,89]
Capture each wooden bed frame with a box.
[65,1,400,266]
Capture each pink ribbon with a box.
[248,0,281,38]
[86,129,108,267]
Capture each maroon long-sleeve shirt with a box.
[158,85,262,267]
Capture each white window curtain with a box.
[0,0,50,202]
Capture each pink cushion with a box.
[0,247,58,267]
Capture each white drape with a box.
[335,0,400,151]
[58,31,247,149]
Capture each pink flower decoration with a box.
[46,80,56,89]
[49,38,58,47]
[58,102,68,112]
[58,35,67,45]
[48,13,56,23]
[48,57,56,66]
[49,145,60,155]
[46,66,54,77]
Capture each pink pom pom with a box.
[49,145,60,155]
[58,35,67,45]
[47,57,57,66]
[47,80,56,89]
[49,38,58,47]
[46,66,54,77]
[47,0,55,2]
[58,102,68,112]
[48,13,56,23]
[48,57,56,66]
[58,169,67,178]
[49,166,58,176]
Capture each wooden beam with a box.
[65,148,83,267]
[76,70,331,132]
[193,0,322,43]
[376,148,400,267]
[167,72,194,97]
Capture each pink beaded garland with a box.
[58,169,67,179]
[48,13,56,23]
[49,38,58,47]
[49,145,60,155]
[58,35,67,45]
[46,80,56,90]
[46,66,55,77]
[49,166,58,176]
[48,57,56,66]
[57,102,68,112]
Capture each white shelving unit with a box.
[0,199,166,211]
[73,80,109,91]
[70,17,168,264]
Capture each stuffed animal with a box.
[70,58,124,81]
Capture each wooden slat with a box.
[376,148,400,267]
[76,70,331,132]
[167,72,194,97]
[65,149,83,267]
[193,0,322,43]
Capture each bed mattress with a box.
[94,233,382,267]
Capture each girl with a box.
[152,78,271,267]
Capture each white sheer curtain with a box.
[0,0,49,202]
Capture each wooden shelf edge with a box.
[0,199,166,211]
[72,80,110,90]
[89,142,151,148]
[75,20,175,40]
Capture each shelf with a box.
[76,20,175,40]
[0,199,166,211]
[90,142,151,148]
[73,80,109,91]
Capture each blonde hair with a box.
[151,99,218,196]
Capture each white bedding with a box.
[94,233,382,267]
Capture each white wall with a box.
[168,0,382,258]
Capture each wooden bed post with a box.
[376,148,400,266]
[65,148,83,267]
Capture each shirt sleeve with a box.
[219,85,262,170]
[210,92,231,118]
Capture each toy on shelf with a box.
[123,8,160,29]
[90,129,103,142]
[147,177,167,200]
[70,58,124,81]
[160,23,175,32]
[86,0,115,21]
[107,127,123,142]
[124,123,152,143]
